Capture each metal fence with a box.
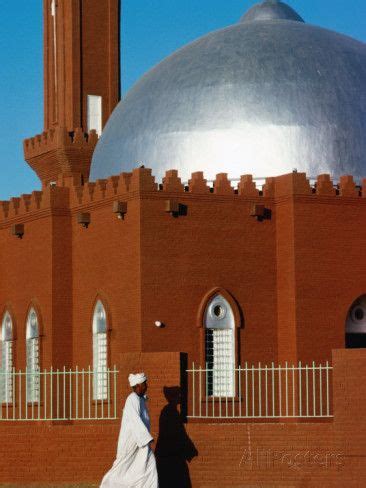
[0,366,119,421]
[187,361,333,419]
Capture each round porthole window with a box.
[210,302,226,320]
[352,307,365,322]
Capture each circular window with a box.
[213,305,222,317]
[210,302,226,320]
[352,307,365,322]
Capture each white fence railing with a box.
[187,361,333,419]
[0,366,119,421]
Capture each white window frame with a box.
[204,295,235,397]
[26,308,40,403]
[1,311,13,404]
[92,300,108,400]
[87,95,102,136]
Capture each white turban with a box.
[128,372,147,387]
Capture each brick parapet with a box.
[23,127,98,185]
[0,169,365,224]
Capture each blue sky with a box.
[0,0,365,200]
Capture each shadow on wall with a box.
[155,386,198,488]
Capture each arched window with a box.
[0,311,13,403]
[26,308,40,402]
[346,295,366,348]
[92,300,108,400]
[204,294,235,397]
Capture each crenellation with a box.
[316,174,336,196]
[104,172,132,197]
[238,174,259,197]
[162,170,184,192]
[117,173,132,194]
[0,201,9,220]
[24,127,98,160]
[105,176,121,198]
[93,179,108,200]
[339,175,359,197]
[274,172,312,198]
[129,167,157,193]
[83,182,96,204]
[8,197,21,218]
[19,194,32,213]
[71,185,84,206]
[188,172,210,194]
[0,169,364,225]
[262,177,275,197]
[214,173,234,195]
[31,191,43,210]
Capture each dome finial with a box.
[240,0,305,23]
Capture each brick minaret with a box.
[24,0,121,186]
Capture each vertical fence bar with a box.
[298,361,302,417]
[245,362,248,418]
[76,366,79,420]
[319,363,323,417]
[251,364,255,417]
[212,367,214,418]
[107,368,111,420]
[258,362,262,418]
[238,365,242,418]
[265,364,268,417]
[69,368,72,420]
[81,369,85,420]
[12,368,16,420]
[192,363,195,418]
[271,362,275,417]
[205,362,208,418]
[292,364,295,417]
[232,368,235,418]
[199,366,202,418]
[113,366,117,419]
[57,369,60,420]
[25,367,28,420]
[63,366,66,420]
[44,369,47,420]
[5,373,9,419]
[326,361,330,417]
[49,366,53,420]
[306,364,309,417]
[88,366,91,419]
[285,362,288,417]
[312,361,316,416]
[95,369,98,419]
[278,364,282,418]
[0,373,3,420]
[19,370,22,420]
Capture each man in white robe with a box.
[100,372,159,488]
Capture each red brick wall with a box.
[0,170,366,372]
[0,349,365,486]
[0,351,183,484]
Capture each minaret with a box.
[24,0,121,186]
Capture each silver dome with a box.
[91,1,366,183]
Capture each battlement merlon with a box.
[1,169,365,224]
[23,127,98,187]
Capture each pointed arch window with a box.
[92,300,108,400]
[26,308,40,402]
[1,312,13,403]
[346,295,366,348]
[204,294,235,397]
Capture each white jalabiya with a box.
[100,392,158,488]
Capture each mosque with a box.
[1,1,366,486]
